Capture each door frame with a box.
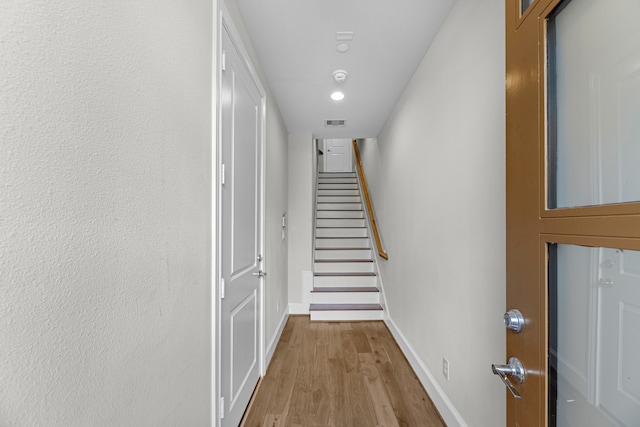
[213,3,267,424]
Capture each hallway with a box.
[241,317,445,427]
[1,0,507,425]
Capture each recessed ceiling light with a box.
[336,43,349,53]
[330,91,345,101]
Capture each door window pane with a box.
[549,244,640,426]
[521,0,534,15]
[547,0,640,209]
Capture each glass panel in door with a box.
[549,244,640,426]
[547,0,640,209]
[521,0,534,15]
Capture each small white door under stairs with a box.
[310,172,383,321]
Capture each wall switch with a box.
[276,301,280,313]
[442,357,450,380]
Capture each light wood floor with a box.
[241,316,446,427]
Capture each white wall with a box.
[223,0,290,358]
[264,100,290,339]
[0,1,212,425]
[363,0,507,425]
[356,137,383,221]
[287,133,314,309]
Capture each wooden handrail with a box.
[352,139,388,260]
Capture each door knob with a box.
[504,309,525,333]
[252,270,267,278]
[492,357,525,399]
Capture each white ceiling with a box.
[233,0,456,139]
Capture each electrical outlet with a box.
[442,357,450,380]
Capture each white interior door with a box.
[324,138,352,172]
[598,248,640,426]
[220,21,264,427]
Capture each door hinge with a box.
[221,50,227,72]
[221,163,225,185]
[220,396,225,418]
[220,278,225,299]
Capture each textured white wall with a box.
[0,1,212,425]
[370,0,507,425]
[287,133,314,306]
[264,97,290,334]
[223,0,290,349]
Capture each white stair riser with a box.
[318,183,359,190]
[316,238,370,248]
[317,218,365,228]
[317,189,359,196]
[317,196,361,203]
[317,203,362,211]
[316,228,367,238]
[311,292,380,304]
[318,180,357,186]
[319,173,355,178]
[316,210,364,219]
[315,249,372,259]
[310,310,384,322]
[315,262,374,273]
[314,275,377,287]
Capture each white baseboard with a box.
[265,307,289,368]
[384,315,469,427]
[288,302,309,314]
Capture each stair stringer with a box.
[353,167,389,318]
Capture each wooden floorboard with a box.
[241,316,446,427]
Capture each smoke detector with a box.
[332,70,348,83]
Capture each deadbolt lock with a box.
[504,309,525,333]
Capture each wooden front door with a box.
[505,0,640,426]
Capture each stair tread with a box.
[312,287,379,293]
[315,247,372,250]
[316,217,364,219]
[309,303,383,311]
[316,236,368,239]
[315,259,373,263]
[316,226,366,229]
[314,272,376,277]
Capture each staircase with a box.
[309,172,384,321]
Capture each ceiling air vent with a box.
[325,120,346,127]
